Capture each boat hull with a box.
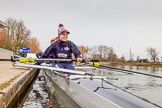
[44,69,121,108]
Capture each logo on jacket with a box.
[64,47,70,51]
[58,53,67,58]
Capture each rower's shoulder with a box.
[67,40,76,46]
[51,40,59,46]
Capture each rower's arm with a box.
[42,45,53,58]
[70,42,82,58]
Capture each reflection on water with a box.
[22,70,60,108]
[119,66,162,75]
[80,66,162,107]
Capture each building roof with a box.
[0,20,7,28]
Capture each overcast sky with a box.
[1,0,162,59]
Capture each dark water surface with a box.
[22,70,60,108]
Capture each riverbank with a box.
[0,61,38,108]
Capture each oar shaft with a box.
[11,56,72,63]
[13,63,85,75]
[37,58,72,62]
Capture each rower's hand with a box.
[34,61,43,65]
[77,57,82,62]
[35,62,41,65]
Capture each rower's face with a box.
[59,32,69,42]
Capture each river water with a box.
[22,70,61,108]
[83,66,162,107]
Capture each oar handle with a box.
[11,56,17,62]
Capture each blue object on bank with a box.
[19,47,30,57]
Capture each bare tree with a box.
[26,37,40,53]
[83,46,89,58]
[146,47,159,63]
[89,45,98,59]
[136,56,140,62]
[77,45,89,59]
[98,45,104,60]
[120,54,126,62]
[107,47,117,62]
[4,18,31,52]
[92,53,100,60]
[129,48,134,62]
[98,45,110,61]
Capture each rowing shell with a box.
[44,69,121,108]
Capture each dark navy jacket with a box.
[42,40,81,60]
